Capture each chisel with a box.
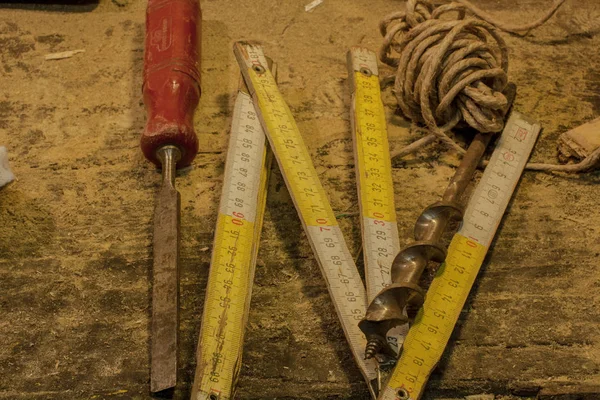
[142,0,202,392]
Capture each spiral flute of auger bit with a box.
[359,133,492,359]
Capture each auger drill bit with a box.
[359,133,492,359]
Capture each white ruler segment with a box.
[459,111,541,245]
[378,111,541,400]
[348,46,406,357]
[233,42,379,396]
[191,80,271,400]
[220,93,265,220]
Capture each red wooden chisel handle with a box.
[142,0,201,168]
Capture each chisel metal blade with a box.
[151,145,181,393]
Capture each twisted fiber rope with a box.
[384,0,598,172]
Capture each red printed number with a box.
[232,211,245,226]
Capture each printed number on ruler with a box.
[349,47,400,298]
[233,42,378,384]
[460,113,541,248]
[380,236,487,400]
[379,112,541,400]
[348,47,404,354]
[193,90,268,400]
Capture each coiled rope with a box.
[382,0,600,172]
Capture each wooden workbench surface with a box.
[0,0,599,399]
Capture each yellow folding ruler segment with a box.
[347,47,406,356]
[379,112,541,400]
[191,67,275,400]
[233,42,379,396]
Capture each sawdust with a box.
[0,0,599,399]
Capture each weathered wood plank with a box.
[1,0,599,399]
